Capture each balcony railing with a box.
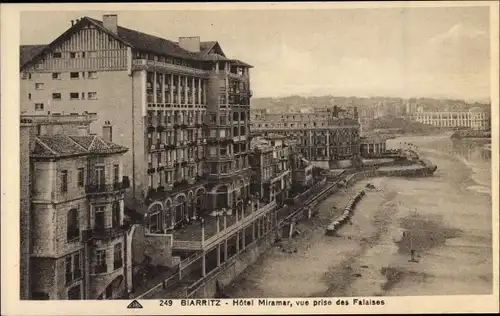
[92,226,126,240]
[86,182,127,194]
[132,59,211,77]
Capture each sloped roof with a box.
[87,17,201,60]
[21,16,253,69]
[31,134,128,158]
[201,53,229,61]
[200,41,217,55]
[230,59,253,68]
[20,45,46,66]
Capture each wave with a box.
[455,154,491,196]
[417,145,491,196]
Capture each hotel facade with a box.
[250,106,361,167]
[20,14,316,299]
[412,107,491,130]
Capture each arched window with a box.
[148,204,162,233]
[67,208,79,242]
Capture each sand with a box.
[225,135,492,298]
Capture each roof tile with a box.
[31,135,128,158]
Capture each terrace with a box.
[172,200,277,251]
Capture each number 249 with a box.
[160,300,173,306]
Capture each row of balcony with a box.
[147,159,200,174]
[146,175,209,202]
[146,123,204,132]
[148,140,204,151]
[134,59,253,80]
[146,95,202,105]
[133,59,211,77]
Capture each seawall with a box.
[187,172,374,298]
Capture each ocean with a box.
[225,134,493,297]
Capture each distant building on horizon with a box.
[412,107,490,130]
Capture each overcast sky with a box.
[20,6,491,102]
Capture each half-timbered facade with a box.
[20,14,253,218]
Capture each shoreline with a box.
[225,137,492,298]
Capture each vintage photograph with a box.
[10,2,496,309]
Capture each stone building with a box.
[20,118,35,300]
[249,135,292,207]
[20,14,260,292]
[21,113,129,300]
[412,107,491,130]
[360,136,387,158]
[250,106,361,167]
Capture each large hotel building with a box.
[250,106,361,168]
[20,14,305,299]
[412,107,491,130]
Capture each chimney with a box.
[102,121,113,142]
[71,20,74,26]
[178,36,201,53]
[103,14,118,35]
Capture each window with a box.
[95,249,107,274]
[81,92,85,100]
[220,164,228,174]
[95,166,105,187]
[70,72,79,79]
[70,52,76,58]
[35,83,44,90]
[66,208,79,242]
[28,93,31,100]
[70,92,79,100]
[21,72,28,80]
[149,208,161,233]
[52,93,61,101]
[94,206,105,230]
[112,202,121,228]
[81,52,86,58]
[113,164,119,184]
[77,168,85,187]
[113,243,123,270]
[53,52,62,58]
[88,71,98,79]
[60,170,68,192]
[52,72,61,80]
[65,251,82,284]
[88,92,97,100]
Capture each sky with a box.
[20,6,492,102]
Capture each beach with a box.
[225,134,492,297]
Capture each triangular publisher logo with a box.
[127,300,143,309]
